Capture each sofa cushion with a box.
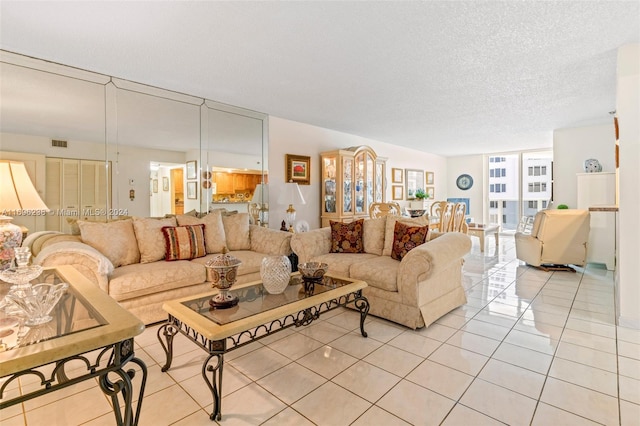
[222,213,251,250]
[311,252,378,277]
[108,260,206,302]
[330,219,364,253]
[391,221,429,261]
[349,256,400,292]
[79,218,140,267]
[192,250,265,280]
[363,217,386,255]
[162,225,207,261]
[176,210,227,254]
[382,216,429,256]
[133,216,177,263]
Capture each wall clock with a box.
[456,174,473,190]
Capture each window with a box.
[528,201,537,208]
[541,166,547,175]
[542,200,548,208]
[502,184,506,192]
[490,169,495,177]
[503,214,507,223]
[501,168,506,177]
[503,201,507,208]
[490,184,495,192]
[542,183,547,191]
[490,201,498,208]
[495,185,501,193]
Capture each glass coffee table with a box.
[0,265,147,425]
[158,272,369,421]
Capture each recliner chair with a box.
[514,209,590,272]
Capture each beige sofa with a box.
[27,211,292,324]
[290,216,472,329]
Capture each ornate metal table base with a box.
[0,338,147,426]
[158,290,369,421]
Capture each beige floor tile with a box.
[549,357,618,397]
[540,377,619,425]
[266,331,325,360]
[486,301,527,318]
[555,340,617,373]
[406,359,474,400]
[324,308,372,332]
[293,381,371,426]
[388,331,441,357]
[620,400,640,426]
[565,316,616,338]
[568,308,616,325]
[531,402,600,425]
[171,408,226,425]
[228,346,291,381]
[296,320,350,344]
[0,413,26,426]
[21,377,98,411]
[462,318,511,341]
[619,340,640,360]
[460,378,537,426]
[478,358,546,399]
[446,330,501,357]
[24,386,114,425]
[256,362,325,405]
[333,360,401,403]
[473,310,519,328]
[561,328,617,354]
[0,385,24,421]
[503,329,558,355]
[377,379,456,426]
[297,345,358,379]
[428,343,489,376]
[218,383,287,426]
[328,330,383,359]
[179,363,251,408]
[520,308,568,328]
[441,403,505,426]
[164,348,208,383]
[351,405,410,426]
[435,312,470,329]
[415,322,458,342]
[261,407,315,426]
[618,326,640,345]
[363,344,423,377]
[363,318,407,343]
[620,375,640,404]
[619,355,640,380]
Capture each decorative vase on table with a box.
[205,248,242,309]
[260,255,292,294]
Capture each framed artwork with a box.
[426,171,434,185]
[286,154,311,185]
[392,168,403,183]
[405,169,424,200]
[152,179,158,193]
[392,185,404,200]
[426,186,435,199]
[162,177,169,191]
[186,160,197,180]
[186,181,197,199]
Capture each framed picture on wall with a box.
[186,161,197,180]
[392,168,403,183]
[286,154,311,185]
[187,181,197,199]
[392,185,404,200]
[152,179,158,193]
[426,171,434,185]
[162,177,169,191]
[426,186,435,199]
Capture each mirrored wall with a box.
[0,50,268,233]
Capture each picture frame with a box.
[426,186,435,199]
[162,176,169,191]
[405,169,425,200]
[286,154,311,185]
[186,181,197,199]
[152,179,158,193]
[186,160,197,180]
[392,185,404,200]
[426,171,434,185]
[391,168,403,183]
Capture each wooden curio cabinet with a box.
[320,146,387,227]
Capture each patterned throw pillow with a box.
[391,221,429,261]
[161,224,206,261]
[330,219,365,253]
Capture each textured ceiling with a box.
[1,1,638,156]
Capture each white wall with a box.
[616,44,640,329]
[446,155,486,223]
[553,124,615,208]
[268,116,447,230]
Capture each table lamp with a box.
[250,183,269,226]
[277,181,305,232]
[0,160,49,269]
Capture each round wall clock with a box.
[456,174,473,190]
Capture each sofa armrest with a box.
[33,241,113,293]
[290,227,332,263]
[514,232,543,266]
[397,232,472,303]
[250,225,293,256]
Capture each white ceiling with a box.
[1,1,638,157]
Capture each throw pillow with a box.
[222,212,251,250]
[177,210,227,254]
[382,215,429,256]
[330,219,364,253]
[132,216,177,263]
[78,218,141,267]
[391,221,429,261]
[363,217,386,255]
[161,224,206,261]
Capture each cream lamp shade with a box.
[0,160,49,269]
[277,182,305,231]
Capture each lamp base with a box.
[0,216,23,271]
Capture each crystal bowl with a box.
[298,262,329,280]
[4,282,69,326]
[0,265,43,286]
[407,209,426,218]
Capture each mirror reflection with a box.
[405,169,425,200]
[0,51,268,233]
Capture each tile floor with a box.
[2,236,639,425]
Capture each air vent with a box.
[51,139,68,148]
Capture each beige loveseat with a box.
[26,211,292,324]
[290,216,472,329]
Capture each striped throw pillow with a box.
[161,224,206,261]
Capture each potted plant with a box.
[410,188,429,209]
[414,188,428,200]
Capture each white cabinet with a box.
[577,173,616,270]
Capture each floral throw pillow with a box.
[330,219,365,253]
[391,221,428,261]
[162,224,206,261]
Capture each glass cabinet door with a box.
[375,160,384,203]
[354,153,364,213]
[365,152,374,212]
[343,158,353,214]
[323,156,337,214]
